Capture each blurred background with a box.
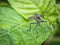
[42,0,60,45]
[0,0,60,45]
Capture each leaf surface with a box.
[8,0,55,19]
[0,7,51,45]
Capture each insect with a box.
[27,14,51,38]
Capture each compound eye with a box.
[34,14,42,19]
[36,16,41,19]
[38,14,42,17]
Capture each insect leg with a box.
[34,23,39,38]
[39,24,46,32]
[43,21,51,30]
[46,22,51,30]
[28,22,36,31]
[35,29,38,38]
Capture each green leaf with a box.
[8,0,55,19]
[0,7,51,45]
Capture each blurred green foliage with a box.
[54,0,60,37]
[42,0,60,45]
[56,0,60,3]
[0,0,60,45]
